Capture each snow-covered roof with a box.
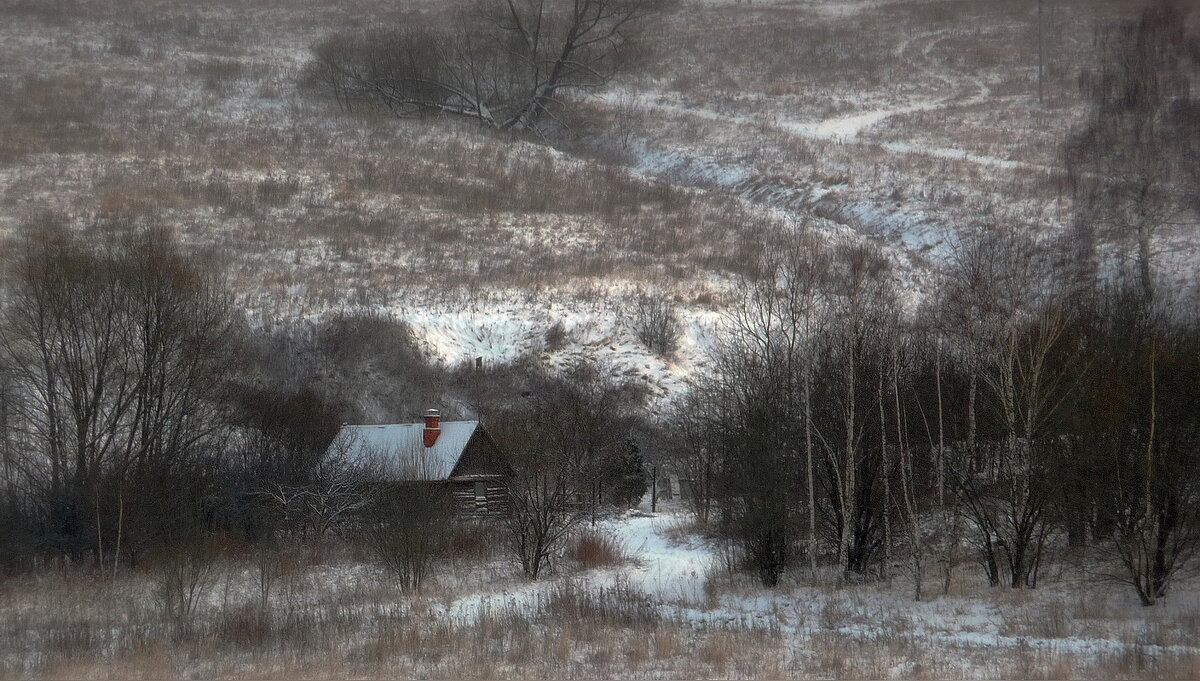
[328,421,479,481]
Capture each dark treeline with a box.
[0,0,1195,611]
[0,220,240,571]
[0,218,650,592]
[665,0,1200,606]
[666,227,1199,605]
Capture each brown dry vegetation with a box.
[0,0,1174,317]
[569,529,628,569]
[0,0,783,314]
[2,556,1199,680]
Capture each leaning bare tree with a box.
[310,0,670,130]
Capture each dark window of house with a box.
[474,482,487,501]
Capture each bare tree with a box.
[1065,0,1200,305]
[818,244,898,580]
[1076,288,1200,606]
[717,232,829,576]
[310,0,670,130]
[626,287,681,358]
[505,469,585,579]
[361,483,453,592]
[944,229,1079,588]
[355,446,455,592]
[1059,2,1200,603]
[662,389,723,524]
[891,339,926,600]
[305,448,370,540]
[486,366,621,578]
[0,221,238,564]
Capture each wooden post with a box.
[1037,0,1045,105]
[651,464,658,513]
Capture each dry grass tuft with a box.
[569,530,627,569]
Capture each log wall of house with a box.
[449,479,508,518]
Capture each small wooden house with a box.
[327,410,510,517]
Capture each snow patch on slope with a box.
[399,300,722,412]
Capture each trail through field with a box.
[430,505,712,624]
[782,102,942,142]
[598,508,714,602]
[584,18,1053,280]
[599,90,1047,174]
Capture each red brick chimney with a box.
[423,409,441,448]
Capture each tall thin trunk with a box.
[804,368,817,577]
[113,489,123,579]
[967,372,977,461]
[895,363,921,601]
[879,371,891,581]
[839,347,856,579]
[1145,342,1156,521]
[1037,0,1046,104]
[935,346,956,595]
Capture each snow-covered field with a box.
[420,500,1200,676]
[6,0,1197,410]
[4,499,1198,679]
[2,1,1199,675]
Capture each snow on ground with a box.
[596,509,713,603]
[397,299,722,413]
[433,508,713,623]
[431,498,1200,668]
[429,502,715,625]
[783,101,941,142]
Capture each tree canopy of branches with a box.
[358,481,453,592]
[0,220,239,564]
[479,361,648,578]
[1062,0,1200,605]
[674,221,1200,603]
[309,0,670,130]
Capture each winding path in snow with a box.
[598,91,1050,173]
[602,510,714,603]
[429,506,1200,671]
[433,508,715,624]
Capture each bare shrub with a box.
[569,529,627,569]
[188,57,246,92]
[358,483,453,593]
[444,519,505,566]
[107,34,144,58]
[255,176,302,207]
[626,287,681,358]
[818,596,853,631]
[544,320,568,352]
[154,541,221,630]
